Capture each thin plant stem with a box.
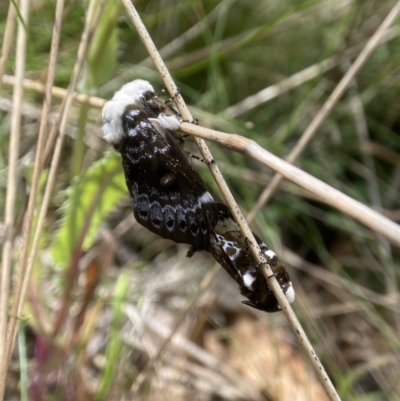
[181,122,400,248]
[129,264,226,395]
[0,0,18,364]
[0,1,17,91]
[12,0,66,336]
[246,1,400,223]
[0,0,29,397]
[18,324,28,401]
[1,74,106,108]
[120,2,342,401]
[2,26,400,112]
[1,0,107,386]
[224,26,400,118]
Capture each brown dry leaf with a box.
[205,314,329,401]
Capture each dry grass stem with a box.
[0,0,18,363]
[0,1,398,399]
[225,25,400,118]
[164,27,258,71]
[342,58,399,330]
[1,0,107,386]
[137,3,224,67]
[165,0,354,74]
[129,264,223,395]
[1,74,106,108]
[181,122,400,248]
[226,56,338,119]
[282,248,399,313]
[121,2,341,401]
[11,0,65,359]
[129,309,264,401]
[0,0,29,397]
[0,2,17,92]
[246,1,400,222]
[2,26,400,115]
[20,0,105,315]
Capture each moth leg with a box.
[190,154,214,165]
[255,259,276,280]
[244,237,257,256]
[162,88,181,104]
[169,89,181,102]
[186,246,197,258]
[243,237,250,253]
[181,118,199,125]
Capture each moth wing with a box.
[211,203,294,312]
[120,109,218,251]
[208,232,244,283]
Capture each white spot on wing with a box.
[285,283,295,304]
[198,191,214,205]
[243,272,256,289]
[264,249,276,260]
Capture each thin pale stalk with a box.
[0,1,17,91]
[282,248,400,314]
[3,0,107,373]
[137,2,224,67]
[1,74,106,108]
[0,0,18,363]
[181,122,400,248]
[2,28,400,114]
[225,56,337,118]
[246,2,400,223]
[343,59,399,331]
[129,264,225,395]
[21,0,106,318]
[132,307,265,401]
[0,0,29,397]
[225,25,400,118]
[9,0,65,357]
[120,2,342,401]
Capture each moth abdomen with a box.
[208,203,295,313]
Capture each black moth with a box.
[102,79,219,255]
[101,80,295,312]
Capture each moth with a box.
[209,203,295,312]
[102,80,219,254]
[102,79,295,312]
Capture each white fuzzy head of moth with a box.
[101,80,155,145]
